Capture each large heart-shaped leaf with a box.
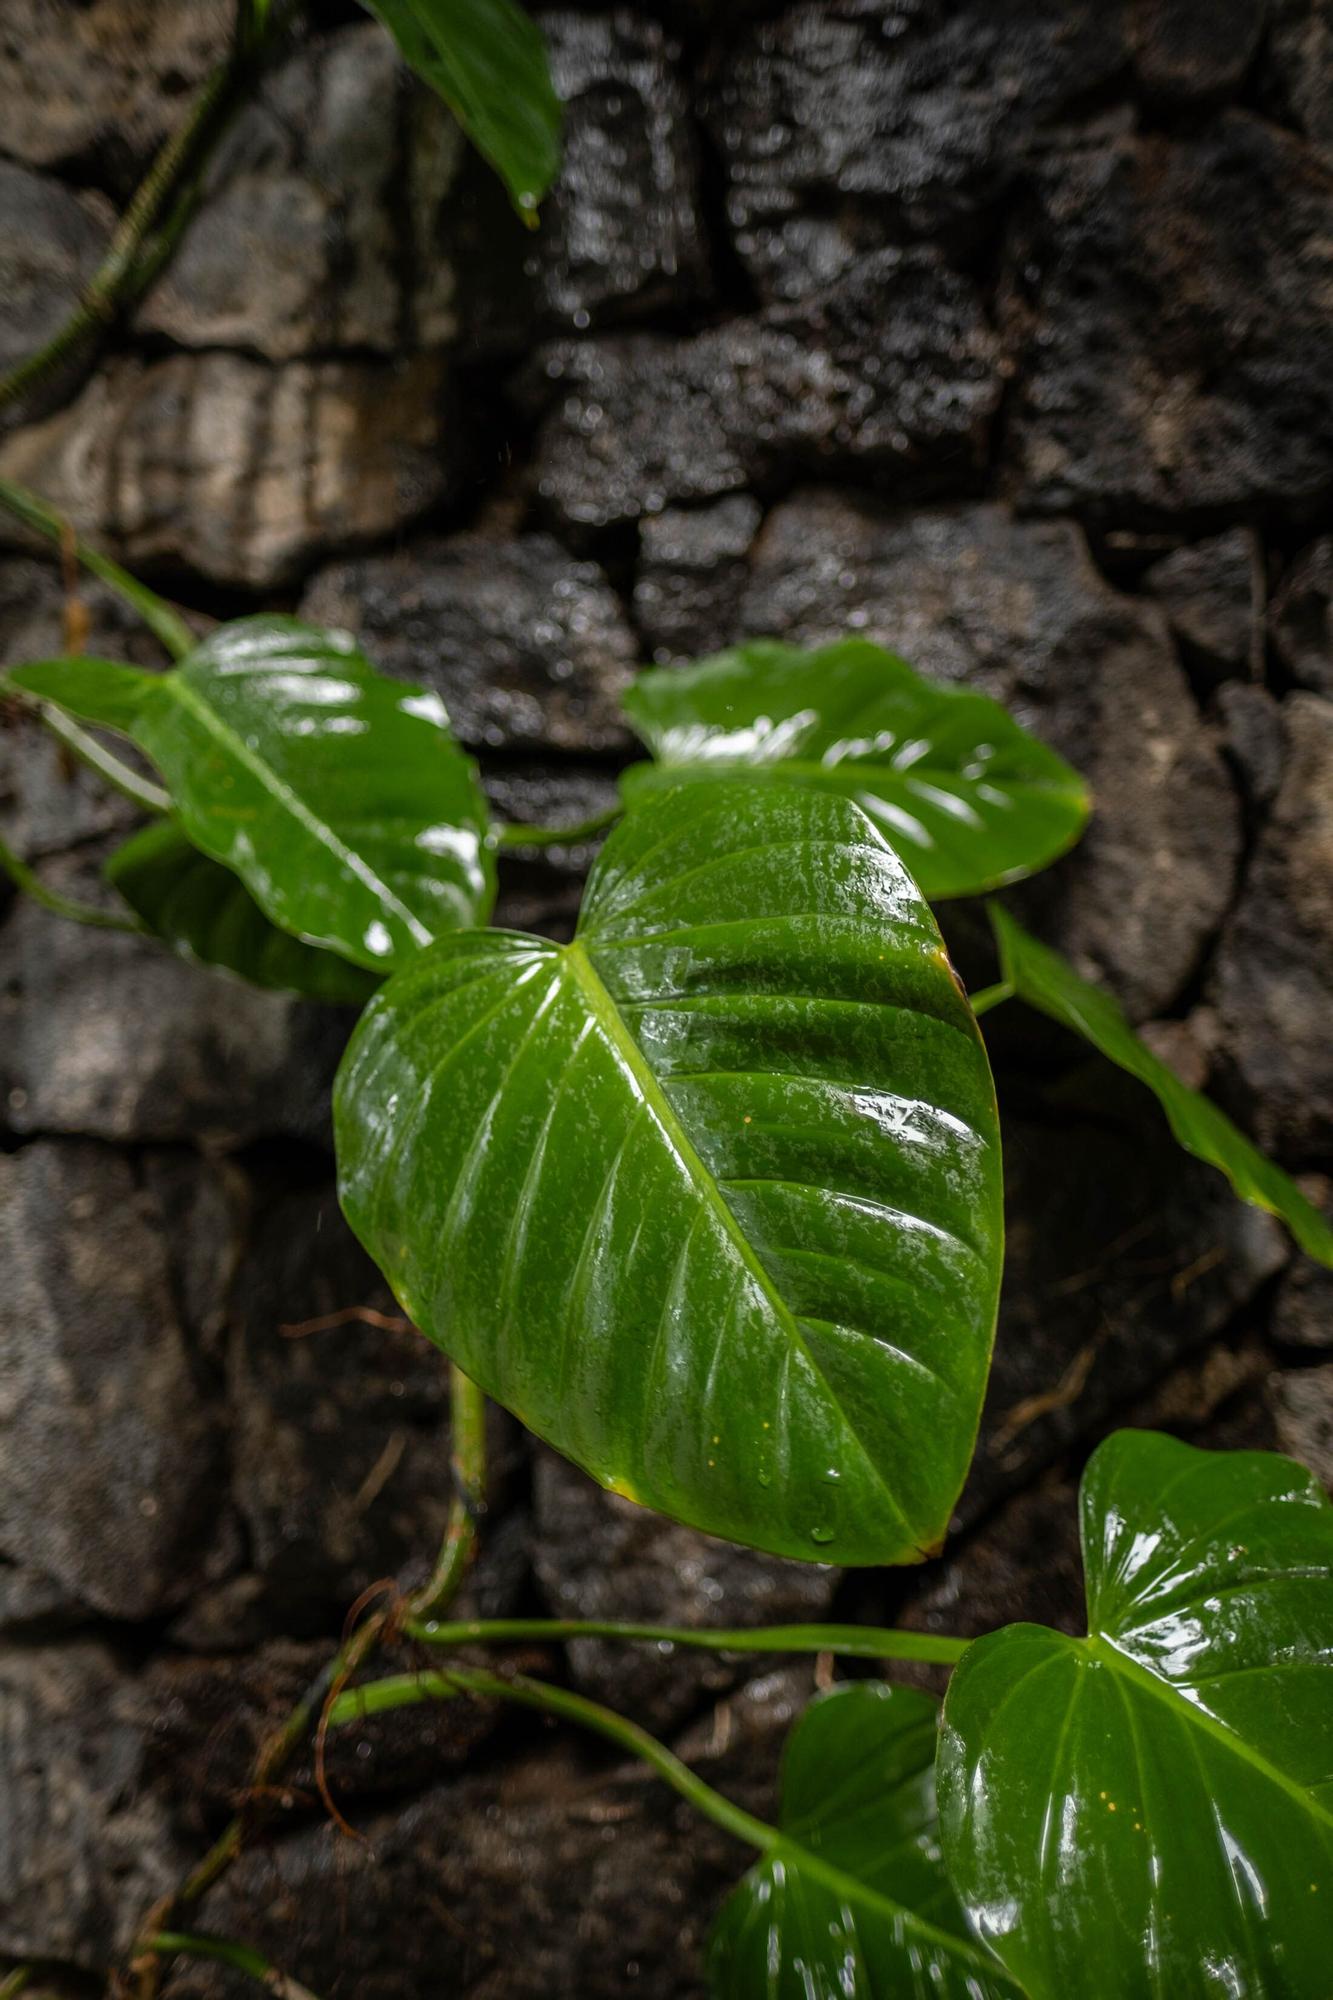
[9,618,495,973]
[621,641,1089,901]
[335,782,1003,1565]
[106,820,379,1005]
[711,1682,1019,1998]
[938,1430,1333,1999]
[360,0,562,221]
[988,904,1333,1267]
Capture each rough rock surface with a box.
[0,162,111,403]
[526,250,999,532]
[302,531,635,754]
[0,350,452,589]
[1261,0,1333,158]
[1008,116,1333,525]
[1141,529,1258,682]
[740,490,1240,1015]
[1129,0,1266,102]
[1211,693,1333,1158]
[1271,536,1333,695]
[633,497,764,662]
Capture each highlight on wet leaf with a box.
[620,639,1090,900]
[360,0,562,221]
[334,780,1004,1567]
[987,902,1333,1267]
[106,820,380,1005]
[9,616,495,975]
[938,1429,1333,2000]
[710,1681,1018,1999]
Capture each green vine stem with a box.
[0,479,195,661]
[0,831,145,934]
[968,979,1015,1019]
[405,1615,969,1666]
[495,803,622,849]
[128,1363,488,1995]
[0,1968,32,2000]
[8,694,171,813]
[331,1665,778,1856]
[148,1933,318,2000]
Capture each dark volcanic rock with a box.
[0,875,348,1143]
[1141,528,1259,682]
[301,533,635,754]
[707,1,1129,299]
[1260,0,1333,157]
[1009,115,1333,526]
[138,26,463,361]
[1217,682,1285,809]
[1211,692,1333,1159]
[1271,536,1333,696]
[0,162,112,419]
[485,765,622,940]
[0,1642,187,1965]
[0,350,452,590]
[1129,0,1265,101]
[526,250,999,533]
[633,497,764,662]
[0,1141,229,1620]
[448,10,709,352]
[742,490,1241,1016]
[1267,1362,1333,1484]
[0,0,229,193]
[532,1449,837,1733]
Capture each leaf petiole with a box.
[495,804,622,849]
[0,479,196,661]
[404,1615,969,1665]
[0,832,145,934]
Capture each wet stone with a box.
[1008,116,1333,526]
[633,496,764,662]
[0,868,349,1145]
[1211,692,1333,1160]
[301,532,635,755]
[532,1449,838,1733]
[1267,1362,1333,1484]
[1217,682,1286,809]
[1270,536,1333,696]
[0,162,112,423]
[1141,528,1259,683]
[1129,0,1266,102]
[0,1642,188,1966]
[525,250,999,534]
[485,765,621,942]
[742,489,1241,1017]
[1271,1185,1333,1350]
[1260,0,1333,158]
[706,0,1130,299]
[138,25,464,361]
[0,349,453,590]
[0,1141,230,1620]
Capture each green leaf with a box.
[106,820,380,1005]
[939,1430,1333,2000]
[621,640,1089,901]
[335,782,1004,1566]
[988,903,1333,1267]
[710,1682,1019,1998]
[360,0,562,221]
[9,617,495,974]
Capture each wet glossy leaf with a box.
[710,1682,1019,1999]
[621,640,1089,900]
[939,1430,1333,2000]
[988,904,1333,1267]
[106,820,379,1005]
[10,618,495,974]
[335,782,1003,1565]
[360,0,561,220]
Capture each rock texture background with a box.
[2,1,1332,1993]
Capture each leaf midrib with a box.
[562,937,921,1551]
[1083,1633,1333,1832]
[164,673,433,950]
[642,754,1081,798]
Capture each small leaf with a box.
[10,617,495,973]
[710,1682,1019,1999]
[361,0,562,220]
[335,782,1004,1566]
[988,903,1333,1267]
[939,1430,1333,2000]
[621,639,1089,900]
[106,820,380,1005]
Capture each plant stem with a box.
[969,979,1015,1019]
[150,1933,317,1999]
[0,49,240,419]
[405,1616,969,1666]
[9,693,171,812]
[0,1968,32,2000]
[128,1362,488,1986]
[0,480,194,661]
[496,804,621,849]
[331,1666,779,1857]
[0,832,145,933]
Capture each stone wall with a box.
[2,2,1332,1994]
